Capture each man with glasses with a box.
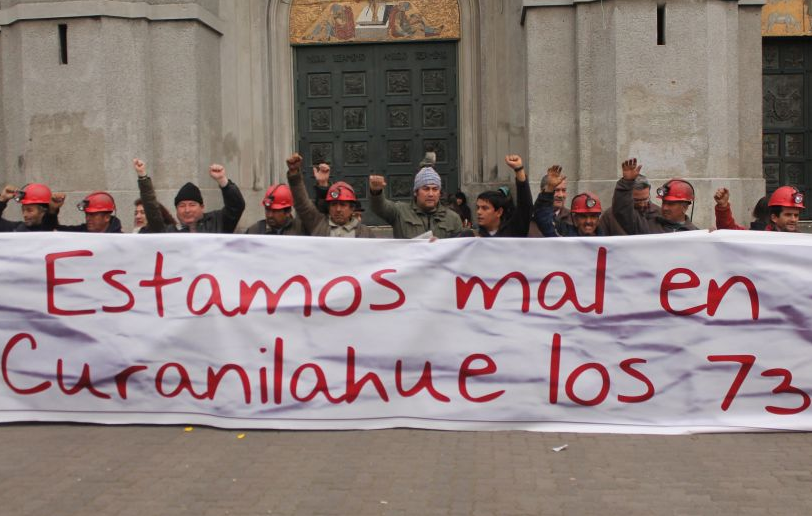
[534,166,604,237]
[528,171,570,237]
[612,158,699,234]
[598,172,661,236]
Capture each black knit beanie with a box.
[174,182,203,206]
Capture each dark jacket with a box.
[244,217,305,236]
[533,191,604,237]
[137,176,245,234]
[0,200,57,232]
[477,176,533,238]
[528,199,570,238]
[56,216,124,233]
[287,168,375,238]
[612,178,698,234]
[598,203,661,236]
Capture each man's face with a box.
[265,207,291,229]
[176,201,204,227]
[476,199,502,232]
[633,187,651,213]
[134,205,146,228]
[660,200,689,224]
[771,207,801,232]
[21,205,45,227]
[85,212,112,233]
[553,179,568,210]
[329,201,354,226]
[573,213,599,236]
[415,185,441,212]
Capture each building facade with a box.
[0,0,771,230]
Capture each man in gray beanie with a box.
[369,162,462,239]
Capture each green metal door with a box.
[295,42,458,225]
[763,38,810,219]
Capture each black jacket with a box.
[612,178,698,234]
[56,216,123,233]
[476,176,533,238]
[534,191,604,237]
[0,200,57,232]
[137,176,245,234]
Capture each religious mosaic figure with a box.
[305,3,356,42]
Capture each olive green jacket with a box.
[370,191,462,239]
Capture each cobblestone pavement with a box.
[0,425,810,516]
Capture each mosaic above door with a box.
[290,0,460,45]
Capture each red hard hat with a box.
[570,192,602,214]
[78,191,116,213]
[657,179,694,203]
[262,184,293,210]
[768,186,805,209]
[14,183,52,205]
[326,181,357,202]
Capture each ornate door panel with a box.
[763,39,810,218]
[295,42,458,225]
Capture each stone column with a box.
[523,0,765,229]
[0,0,223,229]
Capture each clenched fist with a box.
[714,187,730,209]
[505,155,523,171]
[369,174,387,194]
[133,158,147,178]
[286,153,303,172]
[209,164,228,187]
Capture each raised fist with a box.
[313,163,331,187]
[286,153,303,172]
[133,158,147,177]
[714,187,730,208]
[209,164,228,187]
[505,155,523,171]
[369,174,387,193]
[621,158,642,181]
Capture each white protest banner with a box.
[0,231,811,434]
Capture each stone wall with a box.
[0,0,222,227]
[524,0,765,229]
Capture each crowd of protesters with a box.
[0,151,805,237]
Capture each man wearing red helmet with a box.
[534,165,604,237]
[0,183,59,232]
[612,158,699,234]
[245,184,304,235]
[765,186,804,232]
[52,191,123,233]
[286,153,374,238]
[133,159,245,233]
